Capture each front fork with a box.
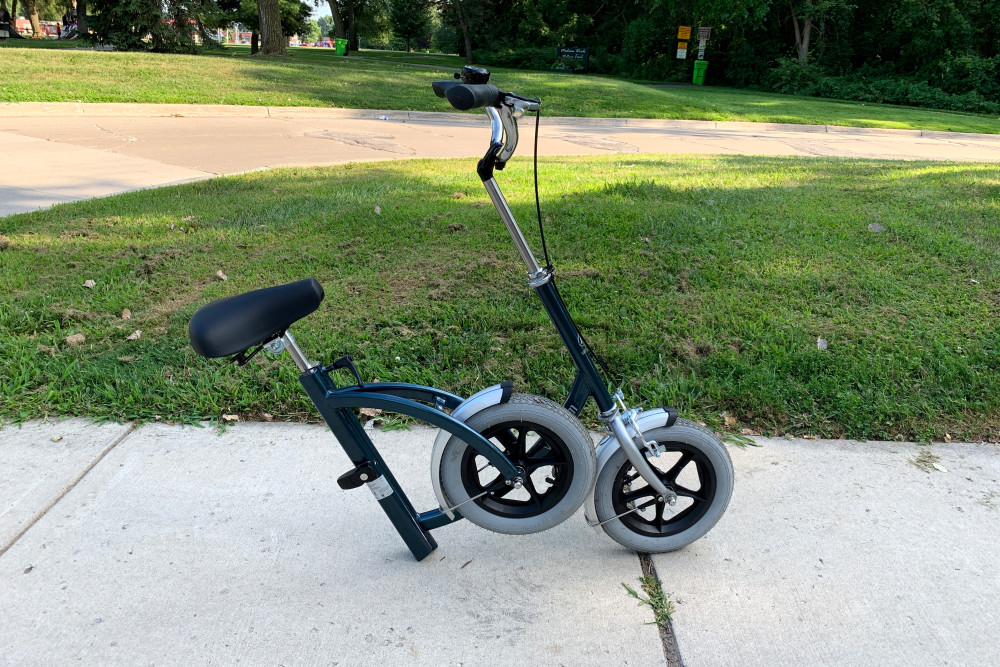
[601,398,677,505]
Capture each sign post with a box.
[696,26,711,60]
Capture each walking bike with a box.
[187,67,733,561]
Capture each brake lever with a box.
[497,105,519,164]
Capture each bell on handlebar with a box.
[455,66,490,85]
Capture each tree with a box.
[299,16,319,41]
[344,0,355,48]
[256,0,285,53]
[449,0,471,63]
[389,0,428,51]
[317,13,333,35]
[786,0,851,65]
[23,0,40,36]
[324,0,344,38]
[218,0,307,52]
[90,0,169,49]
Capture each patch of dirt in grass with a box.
[681,338,715,360]
[62,307,102,324]
[135,248,186,278]
[139,280,210,331]
[380,255,462,303]
[562,267,602,279]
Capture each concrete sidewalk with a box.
[0,419,664,665]
[3,103,1000,217]
[2,418,997,665]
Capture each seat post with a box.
[280,331,315,372]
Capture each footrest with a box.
[337,463,379,490]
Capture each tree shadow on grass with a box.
[1,153,998,437]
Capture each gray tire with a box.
[594,418,733,552]
[438,394,596,535]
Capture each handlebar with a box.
[432,80,504,111]
[431,67,540,181]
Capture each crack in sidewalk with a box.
[0,423,137,558]
[639,551,684,667]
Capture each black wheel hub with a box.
[610,442,717,537]
[459,420,575,519]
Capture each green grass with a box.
[1,154,998,440]
[1,43,999,133]
[341,48,468,69]
[624,576,676,626]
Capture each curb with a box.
[2,102,1000,142]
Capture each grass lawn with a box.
[1,154,997,441]
[1,43,999,134]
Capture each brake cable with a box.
[530,105,621,391]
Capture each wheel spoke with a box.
[655,500,666,531]
[494,428,517,452]
[491,485,517,499]
[664,452,693,484]
[513,428,528,460]
[675,484,707,503]
[622,486,656,504]
[523,477,544,508]
[524,456,566,471]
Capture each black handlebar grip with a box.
[432,80,462,98]
[445,83,502,111]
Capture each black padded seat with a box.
[189,278,324,358]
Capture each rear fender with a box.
[430,382,513,519]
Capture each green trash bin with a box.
[334,38,348,56]
[693,60,709,86]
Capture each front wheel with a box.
[594,418,733,552]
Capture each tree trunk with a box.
[25,0,39,37]
[256,0,286,55]
[453,0,472,65]
[346,0,357,50]
[789,1,813,64]
[326,0,345,39]
[251,29,259,54]
[77,0,86,35]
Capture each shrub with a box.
[809,76,1000,115]
[763,57,823,95]
[475,47,567,71]
[932,54,1000,99]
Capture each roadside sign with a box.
[556,46,590,73]
[698,41,706,59]
[698,26,712,40]
[676,47,688,59]
[678,26,691,40]
[678,41,688,50]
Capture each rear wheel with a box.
[438,394,596,534]
[594,419,733,552]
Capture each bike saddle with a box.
[189,278,324,358]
